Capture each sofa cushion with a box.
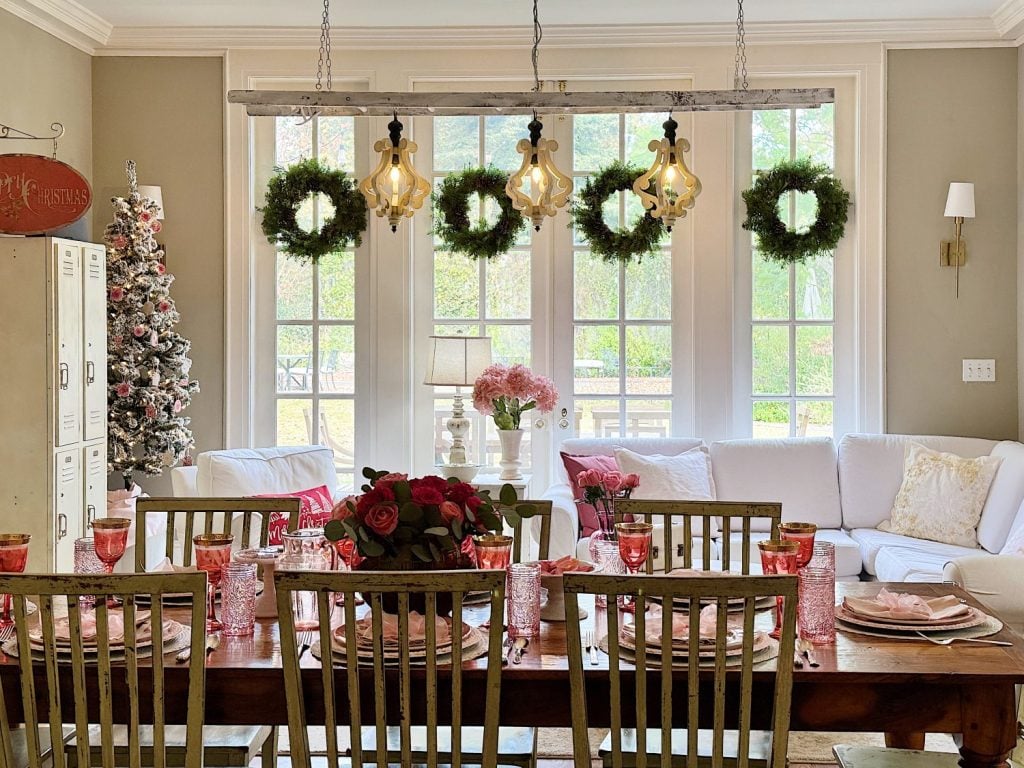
[613,447,718,538]
[559,452,619,537]
[848,528,979,576]
[873,546,963,583]
[999,498,1024,555]
[709,438,841,531]
[725,528,862,578]
[978,441,1024,553]
[196,446,339,499]
[837,433,997,530]
[254,485,334,545]
[556,438,705,481]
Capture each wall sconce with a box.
[940,182,974,298]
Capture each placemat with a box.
[598,633,779,668]
[835,612,1003,642]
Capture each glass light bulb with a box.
[664,165,677,183]
[389,164,402,186]
[530,164,543,184]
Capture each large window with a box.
[747,104,836,438]
[271,115,358,491]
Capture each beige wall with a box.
[92,57,224,494]
[887,48,1019,440]
[0,9,92,238]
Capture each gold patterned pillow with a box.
[880,443,1001,548]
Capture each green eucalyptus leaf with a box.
[499,484,518,506]
[340,520,359,541]
[393,480,412,503]
[361,539,385,557]
[424,527,449,537]
[412,544,431,562]
[452,518,463,539]
[323,519,346,542]
[503,509,521,527]
[358,527,370,542]
[362,467,377,480]
[399,501,423,523]
[428,541,442,561]
[517,503,537,518]
[464,506,477,523]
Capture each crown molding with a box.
[0,0,110,53]
[994,0,1024,38]
[95,18,1018,56]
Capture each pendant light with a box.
[359,114,431,232]
[505,0,572,231]
[632,115,701,231]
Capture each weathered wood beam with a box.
[226,88,833,116]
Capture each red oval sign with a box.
[0,154,92,235]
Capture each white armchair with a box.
[943,554,1024,635]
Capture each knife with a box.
[512,637,529,664]
[501,633,512,666]
[797,639,819,667]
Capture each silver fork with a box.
[296,630,317,661]
[0,624,15,644]
[914,631,1012,647]
[584,630,593,661]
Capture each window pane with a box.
[797,400,833,438]
[486,324,531,367]
[574,114,619,171]
[625,399,672,439]
[753,401,790,439]
[624,188,671,247]
[795,255,834,320]
[484,115,532,171]
[319,399,355,471]
[794,190,817,232]
[277,326,312,393]
[319,251,355,320]
[752,253,789,320]
[318,117,355,172]
[435,323,479,336]
[434,116,479,171]
[276,399,312,445]
[625,325,671,395]
[575,399,620,439]
[574,252,618,320]
[575,326,619,395]
[295,195,314,234]
[275,117,312,166]
[624,113,665,168]
[319,326,354,394]
[277,254,312,320]
[795,325,833,395]
[753,110,791,169]
[796,104,834,168]
[434,252,479,319]
[485,251,530,319]
[752,325,789,396]
[625,254,671,320]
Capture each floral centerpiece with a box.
[576,468,640,558]
[324,467,513,566]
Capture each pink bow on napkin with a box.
[355,612,451,645]
[638,603,718,644]
[843,588,967,621]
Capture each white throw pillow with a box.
[613,447,718,537]
[879,442,1001,549]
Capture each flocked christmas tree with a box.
[105,160,199,489]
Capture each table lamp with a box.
[424,335,492,482]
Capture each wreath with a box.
[434,167,526,260]
[570,161,665,263]
[260,158,367,263]
[741,158,850,266]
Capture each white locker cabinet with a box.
[0,238,108,572]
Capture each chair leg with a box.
[261,726,279,768]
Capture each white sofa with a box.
[171,445,341,500]
[544,434,1024,625]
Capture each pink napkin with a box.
[634,603,718,645]
[354,612,451,645]
[843,588,968,621]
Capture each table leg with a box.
[884,732,925,750]
[956,683,1017,768]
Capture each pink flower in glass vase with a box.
[622,473,641,491]
[602,470,625,494]
[577,469,604,489]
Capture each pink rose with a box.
[364,502,399,536]
[331,495,358,522]
[374,472,408,490]
[622,473,641,490]
[602,471,625,494]
[577,468,604,488]
[110,287,125,302]
[115,382,131,398]
[439,500,464,525]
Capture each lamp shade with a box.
[944,182,975,218]
[423,335,492,386]
[138,185,165,220]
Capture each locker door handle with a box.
[86,361,95,384]
[57,513,68,539]
[59,363,69,390]
[87,505,96,526]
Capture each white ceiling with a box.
[58,0,1011,29]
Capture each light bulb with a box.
[664,165,677,183]
[530,164,543,185]
[389,164,402,187]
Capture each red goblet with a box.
[0,534,31,627]
[93,518,132,606]
[758,539,801,638]
[616,522,653,613]
[778,522,818,568]
[194,534,234,632]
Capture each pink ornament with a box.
[150,331,158,346]
[115,382,132,398]
[140,212,152,223]
[112,235,128,249]
[151,220,162,234]
[132,325,146,338]
[173,399,183,413]
[145,404,157,419]
[155,263,166,275]
[110,287,125,302]
[158,300,171,312]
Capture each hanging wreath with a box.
[260,158,367,263]
[570,161,665,264]
[741,158,850,266]
[434,167,526,260]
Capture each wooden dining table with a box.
[2,581,1023,768]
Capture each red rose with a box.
[355,486,395,518]
[445,482,477,505]
[410,485,445,506]
[439,500,464,525]
[466,495,483,511]
[364,502,399,536]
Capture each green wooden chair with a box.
[614,500,783,574]
[501,499,553,564]
[563,571,798,768]
[0,572,208,768]
[275,568,510,768]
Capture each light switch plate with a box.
[962,359,996,382]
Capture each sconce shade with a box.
[423,335,493,386]
[944,182,975,218]
[137,185,164,219]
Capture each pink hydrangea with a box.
[471,363,559,429]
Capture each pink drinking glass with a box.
[778,522,818,568]
[0,534,30,627]
[473,535,513,571]
[194,534,234,632]
[92,518,131,607]
[758,540,801,639]
[616,522,653,613]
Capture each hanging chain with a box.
[734,0,748,91]
[531,0,543,93]
[315,0,332,92]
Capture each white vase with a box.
[497,429,524,480]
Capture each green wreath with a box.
[570,161,665,263]
[741,158,850,266]
[434,167,526,260]
[260,158,367,263]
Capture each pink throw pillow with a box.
[254,485,334,545]
[561,452,619,537]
